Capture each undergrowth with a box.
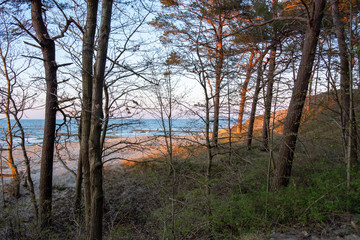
[103,144,360,239]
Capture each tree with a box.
[0,0,39,219]
[30,0,58,227]
[88,0,113,238]
[246,48,268,149]
[273,0,327,190]
[70,1,151,236]
[259,0,280,151]
[151,0,249,147]
[18,0,75,227]
[262,42,277,151]
[330,0,357,164]
[0,15,20,196]
[236,49,257,134]
[75,0,99,236]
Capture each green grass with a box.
[103,143,360,239]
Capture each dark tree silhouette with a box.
[273,0,327,190]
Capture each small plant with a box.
[54,185,67,191]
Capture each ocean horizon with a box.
[0,118,238,146]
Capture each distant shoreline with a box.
[1,118,234,146]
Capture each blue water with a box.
[0,118,236,146]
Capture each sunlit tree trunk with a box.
[247,53,266,150]
[237,51,255,134]
[273,0,326,190]
[0,11,38,217]
[88,0,113,238]
[31,0,58,227]
[212,20,224,147]
[1,48,19,187]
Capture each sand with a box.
[0,134,204,194]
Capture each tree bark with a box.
[273,0,326,190]
[31,0,58,227]
[331,0,357,163]
[212,21,224,147]
[88,0,113,239]
[74,0,99,233]
[237,51,255,134]
[262,44,276,151]
[247,54,265,150]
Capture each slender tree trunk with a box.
[247,54,265,150]
[262,44,276,151]
[89,1,113,239]
[262,0,278,151]
[196,42,213,228]
[15,117,38,220]
[326,40,332,99]
[237,51,255,134]
[31,0,58,227]
[74,112,82,214]
[74,0,99,233]
[5,103,17,179]
[74,149,82,212]
[2,53,19,189]
[100,84,109,151]
[273,0,326,190]
[331,0,357,163]
[157,71,176,237]
[1,43,19,189]
[212,21,224,147]
[204,75,213,222]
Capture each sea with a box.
[0,118,236,146]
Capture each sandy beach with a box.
[0,134,205,194]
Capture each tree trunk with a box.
[247,54,265,150]
[100,84,109,151]
[16,117,38,221]
[88,1,113,239]
[2,52,20,196]
[262,44,276,151]
[212,21,224,147]
[74,0,99,233]
[237,51,255,134]
[273,0,326,190]
[331,0,357,163]
[31,0,58,227]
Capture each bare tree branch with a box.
[24,41,41,49]
[13,16,40,44]
[53,17,75,40]
[21,55,45,62]
[57,62,73,68]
